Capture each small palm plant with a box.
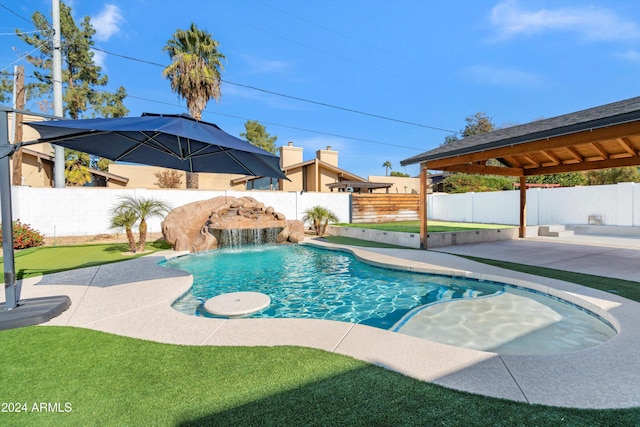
[109,208,138,253]
[111,196,171,252]
[302,206,339,236]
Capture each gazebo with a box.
[401,96,640,249]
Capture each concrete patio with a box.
[6,234,640,409]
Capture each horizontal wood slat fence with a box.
[351,194,421,223]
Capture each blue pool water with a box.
[161,244,616,345]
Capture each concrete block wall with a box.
[2,182,638,237]
[429,182,639,227]
[6,187,350,237]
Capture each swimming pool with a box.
[161,244,616,354]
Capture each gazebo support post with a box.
[519,175,527,238]
[420,163,428,249]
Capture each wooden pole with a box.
[519,175,527,238]
[12,65,24,186]
[420,163,428,249]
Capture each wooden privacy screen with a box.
[351,193,420,223]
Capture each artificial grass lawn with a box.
[337,220,513,234]
[456,254,640,303]
[0,240,170,282]
[1,326,638,427]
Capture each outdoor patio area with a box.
[6,233,640,409]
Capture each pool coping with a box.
[12,238,640,409]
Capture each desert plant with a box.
[111,196,171,252]
[0,220,45,249]
[109,208,138,253]
[154,169,183,188]
[302,206,339,236]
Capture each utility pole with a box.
[52,0,65,188]
[12,66,24,186]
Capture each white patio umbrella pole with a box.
[0,109,17,309]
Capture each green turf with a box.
[337,220,513,234]
[316,235,414,249]
[0,326,638,426]
[0,240,171,282]
[454,254,640,303]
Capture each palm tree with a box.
[382,160,392,176]
[112,196,171,252]
[302,206,339,236]
[162,23,226,189]
[109,208,138,253]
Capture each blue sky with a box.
[2,0,640,179]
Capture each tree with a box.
[527,172,587,187]
[390,171,410,177]
[16,2,128,119]
[109,208,138,253]
[154,169,183,188]
[302,206,339,236]
[461,112,495,137]
[112,196,171,252]
[585,167,640,185]
[240,120,278,154]
[64,151,92,186]
[441,113,508,192]
[382,160,392,176]
[163,22,226,188]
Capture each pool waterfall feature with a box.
[161,196,305,252]
[211,227,285,247]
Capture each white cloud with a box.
[489,0,640,41]
[92,4,125,42]
[462,65,542,87]
[615,49,640,63]
[91,48,107,69]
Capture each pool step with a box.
[538,225,574,238]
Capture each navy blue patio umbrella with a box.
[29,112,287,179]
[1,111,286,323]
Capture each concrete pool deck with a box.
[7,234,640,409]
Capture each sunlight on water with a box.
[161,244,616,354]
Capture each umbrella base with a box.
[0,296,71,330]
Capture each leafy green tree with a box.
[302,206,339,236]
[441,112,509,192]
[443,174,513,193]
[16,2,128,119]
[585,167,640,185]
[109,208,138,253]
[461,112,495,137]
[382,160,392,176]
[0,71,12,103]
[390,171,411,177]
[526,172,587,187]
[240,120,278,154]
[112,196,171,252]
[163,22,226,187]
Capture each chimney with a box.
[316,145,338,167]
[279,141,303,169]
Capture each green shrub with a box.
[0,220,45,249]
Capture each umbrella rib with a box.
[114,131,181,161]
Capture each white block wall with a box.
[5,187,350,237]
[428,182,639,227]
[2,182,638,237]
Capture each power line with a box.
[0,2,33,24]
[90,46,456,133]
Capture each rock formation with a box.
[161,196,305,252]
